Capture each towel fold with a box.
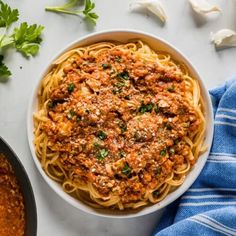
[153,79,236,236]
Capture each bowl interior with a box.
[27,30,214,218]
[0,137,37,235]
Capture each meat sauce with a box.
[0,153,25,236]
[42,47,200,204]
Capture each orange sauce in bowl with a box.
[0,153,25,236]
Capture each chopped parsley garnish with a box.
[96,130,107,140]
[121,162,132,176]
[167,85,175,92]
[47,101,53,109]
[67,109,76,119]
[156,166,162,175]
[118,122,127,133]
[154,104,159,113]
[47,100,56,109]
[165,123,172,130]
[68,83,75,93]
[77,115,82,121]
[153,190,159,197]
[160,149,167,156]
[115,56,122,63]
[174,139,180,145]
[124,95,131,100]
[114,82,125,88]
[118,150,126,158]
[93,142,100,148]
[112,88,122,94]
[183,122,190,128]
[139,103,154,114]
[102,63,111,69]
[162,77,171,82]
[110,68,116,75]
[96,148,108,160]
[134,131,143,142]
[113,71,129,92]
[117,71,129,81]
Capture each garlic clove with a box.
[211,29,236,48]
[188,0,221,15]
[130,0,167,23]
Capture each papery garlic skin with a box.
[188,0,221,15]
[130,0,167,23]
[211,29,236,48]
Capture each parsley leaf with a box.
[13,22,44,57]
[118,150,126,158]
[121,163,132,176]
[160,149,167,156]
[93,142,100,148]
[154,104,159,113]
[0,35,14,48]
[0,1,19,28]
[67,109,76,119]
[0,55,11,81]
[96,149,108,161]
[117,71,129,81]
[167,84,175,92]
[68,83,75,93]
[47,100,56,109]
[156,166,162,176]
[115,56,122,63]
[118,122,127,133]
[83,0,98,24]
[102,63,111,69]
[139,103,154,114]
[96,130,107,140]
[45,0,98,25]
[153,190,159,197]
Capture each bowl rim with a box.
[0,136,37,235]
[27,29,214,218]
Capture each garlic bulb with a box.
[188,0,221,15]
[130,0,167,23]
[211,29,236,48]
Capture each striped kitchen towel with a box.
[153,79,236,236]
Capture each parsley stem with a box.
[45,7,83,16]
[45,0,98,25]
[0,28,8,48]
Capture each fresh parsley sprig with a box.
[13,22,44,57]
[0,1,19,29]
[0,1,44,81]
[45,0,99,25]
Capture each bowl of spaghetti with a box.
[27,30,214,217]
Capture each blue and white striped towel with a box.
[153,79,236,236]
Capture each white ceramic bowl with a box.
[27,29,214,218]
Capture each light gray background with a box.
[0,0,236,235]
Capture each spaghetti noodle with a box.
[33,40,206,210]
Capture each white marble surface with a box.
[1,0,236,235]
